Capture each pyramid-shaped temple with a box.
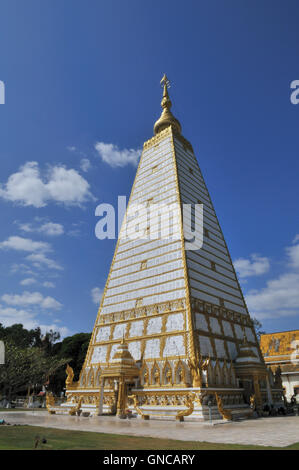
[52,76,283,420]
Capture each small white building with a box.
[260,330,299,402]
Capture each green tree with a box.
[0,324,90,397]
[0,341,69,401]
[0,323,43,349]
[0,323,63,353]
[41,330,61,355]
[253,318,265,341]
[50,333,91,393]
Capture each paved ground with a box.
[0,411,298,447]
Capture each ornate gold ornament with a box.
[46,392,56,414]
[128,394,149,420]
[116,378,127,418]
[150,361,161,386]
[174,360,188,386]
[65,364,74,387]
[69,397,82,416]
[153,75,182,136]
[175,393,195,421]
[140,364,149,386]
[215,393,232,421]
[187,353,209,387]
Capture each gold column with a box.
[96,377,105,416]
[116,378,127,418]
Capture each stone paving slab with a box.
[0,411,298,447]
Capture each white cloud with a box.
[46,165,95,206]
[286,235,299,269]
[20,278,36,286]
[95,142,140,168]
[26,253,63,271]
[0,162,46,208]
[80,158,91,173]
[41,296,62,310]
[1,291,62,310]
[91,287,103,305]
[67,229,81,237]
[20,278,55,288]
[67,222,85,237]
[18,223,33,233]
[0,236,62,272]
[39,223,64,236]
[0,306,36,329]
[0,305,69,337]
[0,161,95,208]
[43,281,55,288]
[19,222,64,236]
[246,272,299,320]
[0,236,50,253]
[234,254,270,278]
[10,264,36,276]
[244,237,299,320]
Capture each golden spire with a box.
[154,74,182,135]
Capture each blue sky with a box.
[0,0,298,337]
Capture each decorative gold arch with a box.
[80,370,87,387]
[174,360,187,386]
[87,366,94,387]
[95,365,102,386]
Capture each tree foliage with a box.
[50,333,91,393]
[252,318,265,340]
[0,324,70,399]
[0,324,91,398]
[0,341,68,400]
[0,323,60,352]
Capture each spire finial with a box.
[153,74,182,135]
[160,73,170,91]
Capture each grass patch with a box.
[0,425,298,450]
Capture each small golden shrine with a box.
[100,339,139,418]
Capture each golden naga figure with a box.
[65,364,74,387]
[128,394,149,420]
[176,393,195,421]
[69,397,82,416]
[215,393,232,421]
[188,352,210,387]
[46,392,56,414]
